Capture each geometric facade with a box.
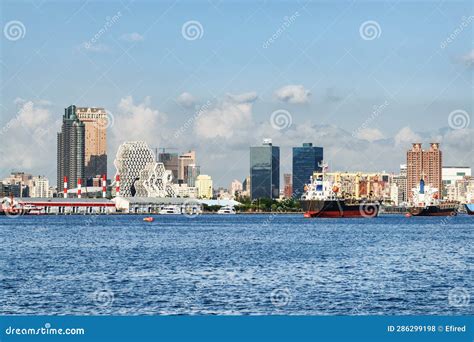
[292,142,323,198]
[114,141,155,197]
[114,141,176,198]
[250,139,280,200]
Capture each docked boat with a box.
[408,179,458,217]
[217,206,236,215]
[464,203,474,215]
[159,205,181,215]
[300,167,379,218]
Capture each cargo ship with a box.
[300,166,379,218]
[407,179,458,216]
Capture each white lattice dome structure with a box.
[114,141,176,198]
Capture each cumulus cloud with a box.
[460,49,474,66]
[194,92,256,140]
[274,85,311,104]
[0,100,58,174]
[111,96,168,157]
[120,32,145,42]
[355,127,385,142]
[394,126,422,146]
[176,92,196,108]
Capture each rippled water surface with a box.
[1,214,472,315]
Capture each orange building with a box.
[75,107,108,181]
[407,143,442,200]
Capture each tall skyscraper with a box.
[75,107,108,181]
[158,152,179,181]
[407,143,442,200]
[114,141,155,197]
[250,139,280,200]
[57,105,85,190]
[292,143,323,198]
[178,151,196,184]
[283,173,293,198]
[186,164,200,187]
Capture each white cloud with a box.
[394,126,422,146]
[355,127,385,142]
[120,32,144,42]
[111,96,168,156]
[274,85,311,104]
[176,92,196,108]
[0,100,58,173]
[461,49,474,66]
[194,92,256,140]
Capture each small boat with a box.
[159,205,181,215]
[143,217,154,222]
[217,206,236,215]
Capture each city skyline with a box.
[0,1,472,187]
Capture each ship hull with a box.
[408,205,457,217]
[301,200,379,218]
[465,204,474,215]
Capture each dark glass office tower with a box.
[57,105,85,190]
[250,140,280,200]
[292,143,323,198]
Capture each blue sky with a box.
[1,0,472,187]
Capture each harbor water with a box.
[1,214,472,315]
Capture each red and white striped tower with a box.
[77,178,82,199]
[63,176,68,199]
[102,174,107,198]
[115,174,120,197]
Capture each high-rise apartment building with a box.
[283,173,293,198]
[186,164,200,187]
[406,143,442,200]
[250,139,280,200]
[230,179,243,198]
[195,174,213,199]
[57,105,85,190]
[292,143,323,198]
[178,151,196,184]
[29,176,52,198]
[159,152,179,181]
[75,107,108,181]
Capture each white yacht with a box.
[159,205,181,215]
[217,206,236,215]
